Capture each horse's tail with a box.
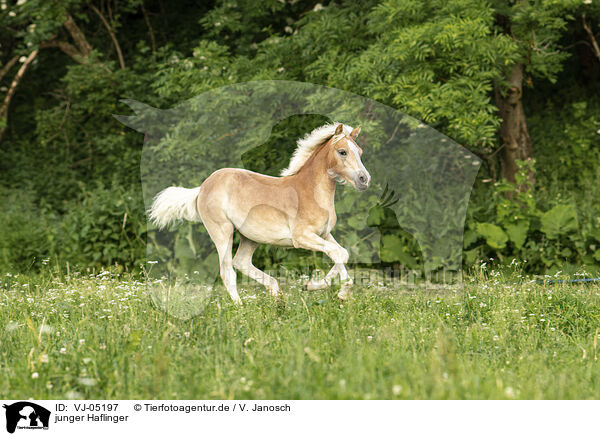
[148,186,202,229]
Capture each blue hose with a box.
[535,278,600,285]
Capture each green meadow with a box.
[1,267,599,400]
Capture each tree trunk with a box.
[583,13,600,63]
[494,62,534,186]
[0,50,39,142]
[63,13,92,58]
[40,40,88,64]
[0,56,19,83]
[90,4,126,69]
[141,1,157,52]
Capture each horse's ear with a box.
[350,125,361,140]
[335,123,344,135]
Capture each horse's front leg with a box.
[293,232,352,300]
[322,233,353,299]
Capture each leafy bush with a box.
[464,161,600,273]
[0,187,58,271]
[59,183,146,270]
[528,97,600,190]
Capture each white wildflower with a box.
[66,391,83,400]
[6,321,19,331]
[39,325,54,334]
[77,377,97,387]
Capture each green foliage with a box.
[466,160,539,263]
[528,97,600,189]
[59,183,146,269]
[476,223,509,250]
[0,0,599,273]
[499,0,577,82]
[0,187,57,271]
[540,204,578,240]
[199,0,320,55]
[0,184,144,274]
[465,160,600,271]
[349,0,518,148]
[152,41,240,103]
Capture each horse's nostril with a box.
[359,175,366,183]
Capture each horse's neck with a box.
[296,145,336,210]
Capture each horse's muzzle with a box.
[355,170,370,191]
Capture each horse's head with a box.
[327,123,371,191]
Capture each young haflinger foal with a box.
[149,123,371,303]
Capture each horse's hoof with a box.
[271,290,284,302]
[337,281,353,300]
[304,278,328,291]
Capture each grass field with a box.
[1,266,599,400]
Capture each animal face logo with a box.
[3,402,50,433]
[117,80,481,317]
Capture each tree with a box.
[262,0,578,186]
[491,0,577,185]
[0,0,95,141]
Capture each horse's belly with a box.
[230,204,294,246]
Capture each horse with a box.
[149,123,371,303]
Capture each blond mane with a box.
[280,123,354,177]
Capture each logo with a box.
[117,80,479,318]
[3,402,50,434]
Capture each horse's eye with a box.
[338,149,347,156]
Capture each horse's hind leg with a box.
[202,217,241,304]
[233,235,280,297]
